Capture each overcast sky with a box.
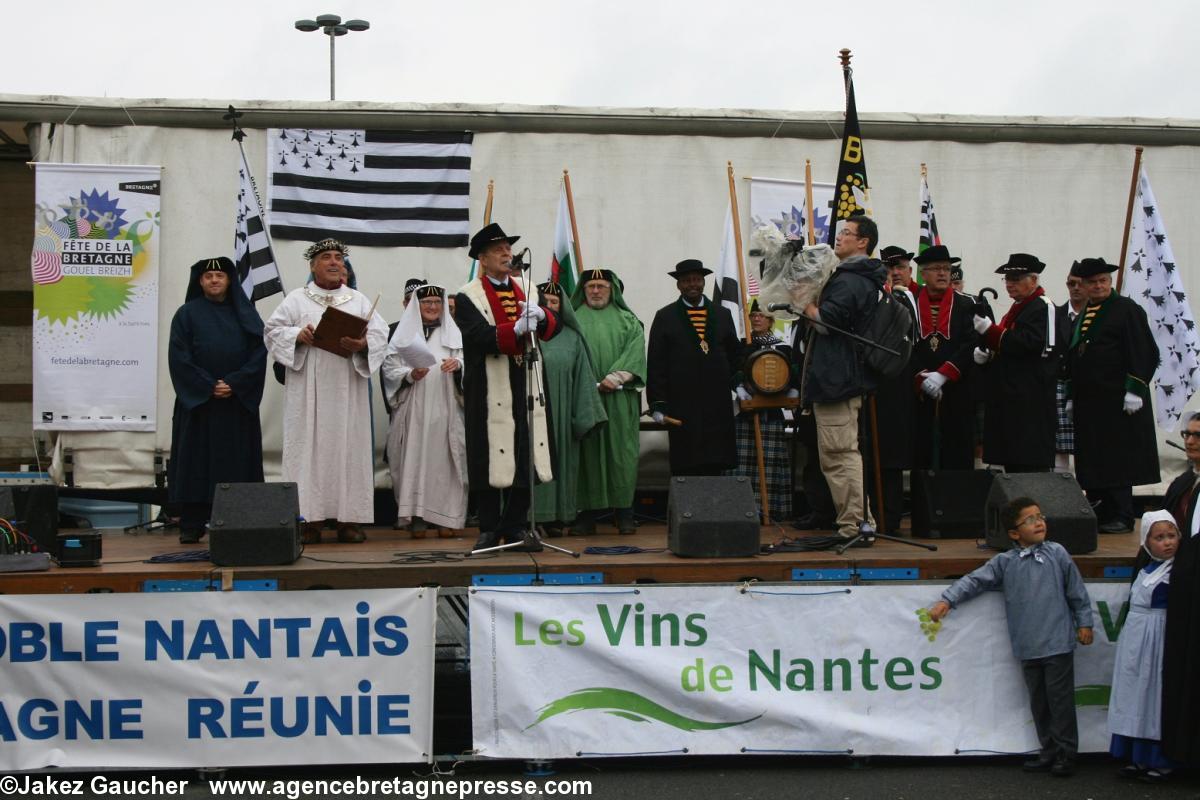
[8,0,1198,119]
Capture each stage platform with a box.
[1,523,1140,594]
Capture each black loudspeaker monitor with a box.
[0,485,59,554]
[984,472,1097,555]
[667,476,760,558]
[910,470,996,539]
[208,482,301,566]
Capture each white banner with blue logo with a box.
[0,589,435,770]
[471,583,1128,759]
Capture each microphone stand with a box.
[770,304,901,356]
[471,262,578,558]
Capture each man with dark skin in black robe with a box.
[167,257,266,543]
[647,259,743,476]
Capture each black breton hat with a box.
[468,223,520,259]
[1070,258,1117,278]
[950,264,964,282]
[414,284,444,300]
[404,277,428,298]
[668,259,712,278]
[995,253,1046,276]
[536,281,564,297]
[914,245,962,266]
[880,245,915,265]
[581,268,616,285]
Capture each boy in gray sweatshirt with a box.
[928,495,1094,777]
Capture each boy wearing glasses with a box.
[928,496,1094,777]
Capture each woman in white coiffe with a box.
[382,284,467,536]
[1107,509,1180,782]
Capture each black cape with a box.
[1065,292,1160,489]
[981,293,1059,468]
[911,289,978,470]
[1162,468,1200,762]
[167,264,266,504]
[647,298,743,475]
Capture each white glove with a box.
[735,385,752,402]
[651,411,665,424]
[973,315,992,335]
[922,371,948,400]
[786,388,800,399]
[1123,391,1143,415]
[513,314,532,336]
[1065,399,1074,415]
[973,347,991,365]
[517,300,545,322]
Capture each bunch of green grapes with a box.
[915,608,943,642]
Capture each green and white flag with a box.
[550,183,578,295]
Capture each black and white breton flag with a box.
[1122,166,1200,430]
[234,148,283,301]
[268,129,473,248]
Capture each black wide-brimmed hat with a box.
[1070,257,1117,278]
[995,253,1046,276]
[468,223,520,259]
[581,268,616,285]
[914,245,961,266]
[668,258,712,278]
[880,245,915,265]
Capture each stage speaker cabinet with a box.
[667,476,760,558]
[984,472,1097,555]
[0,485,59,554]
[910,470,996,539]
[208,482,301,566]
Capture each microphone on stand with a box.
[766,302,794,313]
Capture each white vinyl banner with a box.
[470,583,1129,759]
[32,164,161,431]
[749,177,837,246]
[0,589,436,770]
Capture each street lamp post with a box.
[294,14,370,101]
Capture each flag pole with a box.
[225,106,285,297]
[1116,146,1144,294]
[729,160,770,524]
[804,159,816,246]
[563,169,584,274]
[483,179,495,225]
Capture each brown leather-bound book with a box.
[311,305,368,358]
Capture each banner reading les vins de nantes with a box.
[471,583,1127,758]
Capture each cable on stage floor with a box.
[762,534,848,553]
[297,550,481,565]
[582,545,668,555]
[145,550,213,563]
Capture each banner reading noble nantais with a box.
[31,164,161,431]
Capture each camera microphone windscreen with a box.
[766,302,793,312]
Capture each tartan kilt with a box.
[1055,379,1074,454]
[725,411,792,519]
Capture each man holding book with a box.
[264,238,388,543]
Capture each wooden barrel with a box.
[745,348,792,395]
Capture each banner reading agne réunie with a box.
[0,589,435,770]
[31,163,161,431]
[471,584,1128,758]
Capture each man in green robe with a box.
[571,269,647,534]
[531,282,607,535]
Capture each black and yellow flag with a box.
[826,75,871,245]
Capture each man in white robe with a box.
[264,238,388,543]
[383,284,467,535]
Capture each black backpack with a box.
[856,288,914,379]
